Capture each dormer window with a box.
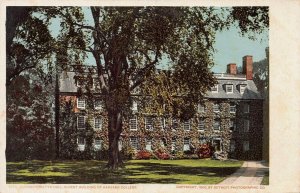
[225,84,233,94]
[239,84,247,94]
[211,85,218,93]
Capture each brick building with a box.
[57,55,264,160]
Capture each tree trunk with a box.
[106,110,124,169]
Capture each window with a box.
[213,119,220,130]
[77,98,85,109]
[211,85,218,93]
[77,137,85,151]
[129,116,137,131]
[94,138,102,150]
[144,116,153,130]
[145,138,152,151]
[230,104,236,113]
[94,99,102,110]
[171,138,176,151]
[212,138,221,151]
[199,137,206,145]
[198,104,205,113]
[158,117,165,130]
[183,138,190,151]
[77,116,85,129]
[213,103,220,112]
[239,84,247,94]
[244,119,250,132]
[161,138,167,148]
[230,120,236,131]
[198,119,205,131]
[172,119,178,130]
[183,120,190,131]
[130,137,138,149]
[131,101,138,111]
[94,117,102,130]
[244,103,250,113]
[243,141,250,152]
[225,84,233,93]
[230,140,236,152]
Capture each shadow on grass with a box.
[7,160,241,184]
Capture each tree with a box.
[7,6,268,169]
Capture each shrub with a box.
[196,144,212,159]
[121,146,136,160]
[154,148,170,160]
[136,150,152,160]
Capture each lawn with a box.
[7,159,243,184]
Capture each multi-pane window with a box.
[213,119,220,130]
[213,138,221,151]
[144,116,153,130]
[77,98,85,109]
[198,104,205,113]
[172,119,178,130]
[171,138,176,151]
[213,103,220,112]
[211,85,218,93]
[230,119,236,131]
[244,103,250,113]
[129,116,137,131]
[94,138,102,150]
[77,137,85,151]
[230,104,236,113]
[239,84,247,94]
[183,138,190,151]
[158,117,165,130]
[77,116,85,129]
[243,141,250,152]
[94,117,102,130]
[94,99,102,110]
[225,84,233,93]
[198,119,205,131]
[244,119,250,132]
[145,138,152,151]
[183,120,190,131]
[230,140,236,152]
[130,137,138,149]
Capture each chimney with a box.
[243,55,253,80]
[227,63,237,75]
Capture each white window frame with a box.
[211,85,218,93]
[94,138,102,150]
[230,104,236,113]
[183,120,191,131]
[198,119,205,131]
[171,138,176,151]
[225,84,233,94]
[243,141,250,152]
[213,119,220,131]
[244,103,250,113]
[94,99,102,110]
[94,117,102,130]
[213,103,220,112]
[130,137,138,149]
[77,98,85,109]
[239,84,247,94]
[244,119,250,132]
[144,116,153,130]
[77,137,85,151]
[145,138,152,151]
[183,138,190,151]
[158,117,165,130]
[129,116,138,131]
[77,116,86,130]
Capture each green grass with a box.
[261,171,269,185]
[7,159,243,184]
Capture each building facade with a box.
[57,55,264,160]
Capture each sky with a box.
[48,7,269,73]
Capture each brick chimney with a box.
[242,55,253,80]
[227,63,237,75]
